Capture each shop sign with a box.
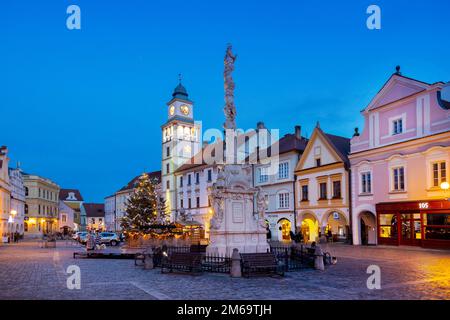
[419,202,429,209]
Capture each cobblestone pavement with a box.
[0,241,449,300]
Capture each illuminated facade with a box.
[161,82,201,221]
[349,71,450,248]
[23,174,60,237]
[8,166,26,236]
[0,146,11,242]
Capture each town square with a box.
[1,0,450,305]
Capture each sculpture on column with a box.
[223,44,237,130]
[208,185,224,230]
[256,187,268,228]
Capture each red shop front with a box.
[376,199,450,249]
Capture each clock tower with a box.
[161,80,201,220]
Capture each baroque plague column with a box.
[206,45,269,256]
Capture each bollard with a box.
[144,247,154,270]
[314,246,325,271]
[230,248,242,278]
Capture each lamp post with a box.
[441,181,449,200]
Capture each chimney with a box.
[256,121,265,130]
[295,125,301,139]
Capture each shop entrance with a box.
[399,213,422,246]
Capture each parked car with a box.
[99,232,120,246]
[77,232,88,244]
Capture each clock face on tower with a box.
[180,104,190,115]
[169,105,175,116]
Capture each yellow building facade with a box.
[23,174,60,237]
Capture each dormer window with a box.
[392,118,403,135]
[67,192,77,201]
[316,158,321,167]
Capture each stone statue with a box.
[256,187,267,228]
[223,44,237,130]
[208,185,225,230]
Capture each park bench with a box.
[161,252,203,274]
[240,252,284,277]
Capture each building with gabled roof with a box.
[294,124,351,243]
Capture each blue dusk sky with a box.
[1,0,449,202]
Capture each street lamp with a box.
[441,181,450,200]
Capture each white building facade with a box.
[8,167,25,237]
[253,126,307,242]
[104,194,116,231]
[0,146,11,243]
[58,200,75,233]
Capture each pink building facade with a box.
[349,71,450,248]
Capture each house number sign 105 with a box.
[419,202,429,209]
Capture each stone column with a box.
[314,246,325,271]
[144,247,154,270]
[230,248,242,277]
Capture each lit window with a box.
[432,161,447,187]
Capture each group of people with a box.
[85,231,104,251]
[8,231,21,243]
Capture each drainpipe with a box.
[348,166,353,245]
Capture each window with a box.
[301,185,308,201]
[39,188,41,198]
[179,176,183,187]
[278,162,289,180]
[166,146,170,157]
[258,167,268,183]
[195,172,200,184]
[38,205,41,215]
[392,167,405,191]
[180,199,184,208]
[25,187,29,196]
[332,181,341,199]
[392,118,403,135]
[316,158,321,167]
[319,183,327,200]
[188,198,192,209]
[196,197,200,208]
[207,169,212,182]
[166,163,170,174]
[361,172,372,194]
[25,204,28,214]
[166,180,170,190]
[187,174,191,185]
[432,161,447,187]
[62,214,67,223]
[278,192,289,209]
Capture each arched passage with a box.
[276,218,292,242]
[322,210,349,242]
[298,212,319,243]
[359,211,377,245]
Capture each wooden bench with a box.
[161,252,203,274]
[240,253,284,277]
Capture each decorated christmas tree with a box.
[120,173,167,233]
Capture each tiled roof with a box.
[175,132,308,173]
[118,170,161,192]
[83,203,105,217]
[59,189,84,201]
[323,132,351,165]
